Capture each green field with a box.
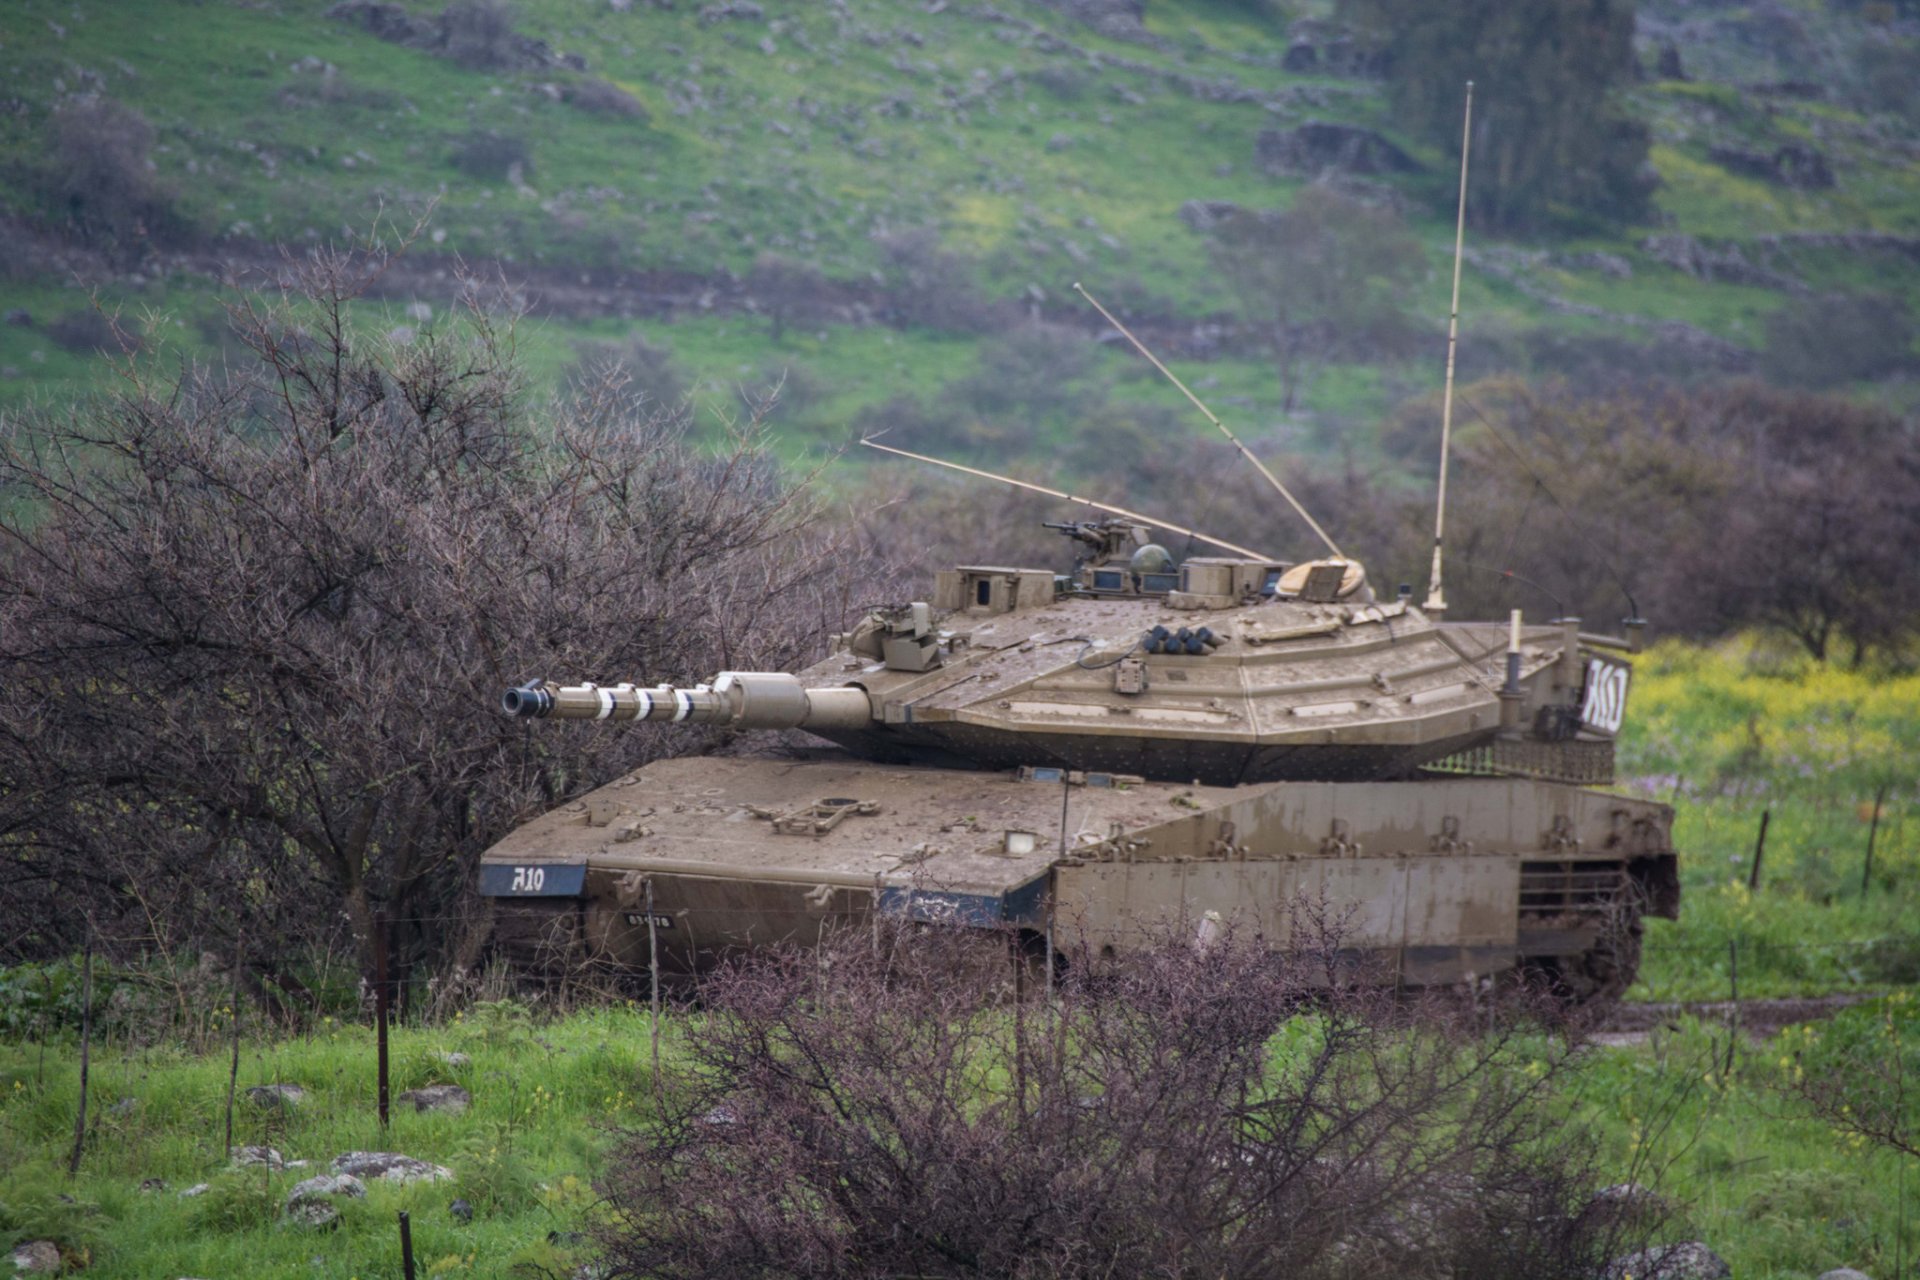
[1623,638,1920,1001]
[4,0,1917,456]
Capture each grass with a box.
[1568,996,1920,1280]
[0,999,660,1278]
[1,992,1914,1277]
[1621,636,1920,1001]
[4,0,1916,429]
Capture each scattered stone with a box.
[9,1241,60,1274]
[1603,1241,1732,1280]
[286,1200,341,1230]
[246,1083,306,1110]
[333,1151,454,1184]
[397,1084,471,1115]
[1256,122,1417,178]
[1557,250,1634,279]
[230,1145,285,1170]
[450,1198,474,1223]
[1656,41,1685,80]
[1029,0,1145,40]
[285,1172,366,1229]
[698,1,764,23]
[435,1051,472,1070]
[1178,199,1243,233]
[1046,132,1075,152]
[1708,143,1834,190]
[1818,1271,1872,1280]
[106,1096,140,1117]
[139,1178,167,1193]
[1639,234,1798,289]
[178,1183,211,1198]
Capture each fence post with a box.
[1747,808,1770,892]
[225,931,244,1157]
[399,1209,416,1280]
[66,924,94,1177]
[647,879,662,1110]
[375,911,391,1131]
[1725,939,1739,1075]
[1863,783,1888,895]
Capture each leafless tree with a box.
[599,920,1659,1280]
[1209,186,1426,412]
[0,240,887,1003]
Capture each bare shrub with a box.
[745,252,826,341]
[1208,184,1426,410]
[439,0,525,69]
[450,129,532,182]
[1763,291,1916,388]
[42,96,181,254]
[1366,378,1920,661]
[565,333,687,410]
[871,228,994,333]
[600,922,1657,1280]
[0,240,883,1001]
[42,307,138,356]
[565,77,647,119]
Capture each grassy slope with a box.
[1621,638,1920,1001]
[2,0,1916,451]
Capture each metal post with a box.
[399,1210,416,1280]
[1725,940,1738,1075]
[1748,809,1770,893]
[66,925,93,1177]
[1863,783,1888,895]
[647,878,662,1106]
[374,911,390,1131]
[225,931,244,1157]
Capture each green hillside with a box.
[1,0,1917,469]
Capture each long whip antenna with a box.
[1071,281,1344,560]
[860,436,1274,561]
[1424,79,1474,617]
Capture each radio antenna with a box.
[861,436,1274,561]
[1071,282,1344,560]
[1424,80,1475,618]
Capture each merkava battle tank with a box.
[481,503,1678,1001]
[480,117,1679,999]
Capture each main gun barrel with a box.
[502,672,872,732]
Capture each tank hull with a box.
[479,753,1676,999]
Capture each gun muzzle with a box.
[501,673,872,731]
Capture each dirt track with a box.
[1589,993,1879,1047]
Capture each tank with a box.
[479,517,1678,1002]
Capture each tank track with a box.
[491,899,587,981]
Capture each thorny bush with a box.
[599,920,1665,1280]
[0,239,889,1012]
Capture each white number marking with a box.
[1579,659,1630,735]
